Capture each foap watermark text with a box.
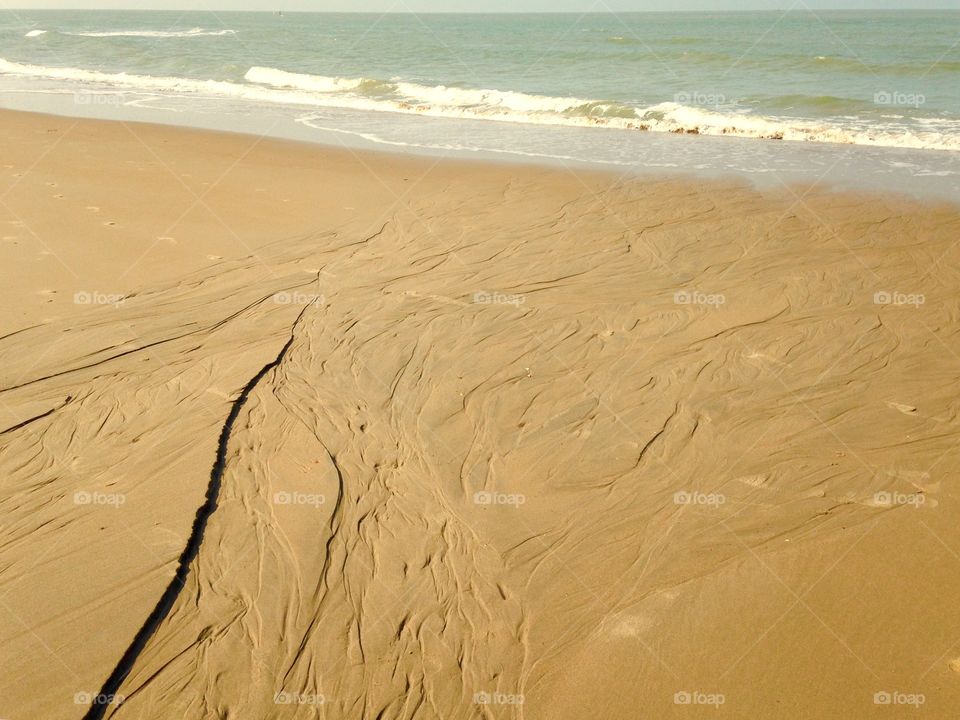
[874,491,925,508]
[273,491,326,508]
[675,290,725,307]
[474,691,524,706]
[74,491,126,508]
[473,290,526,308]
[874,291,924,308]
[674,491,725,508]
[874,690,925,707]
[274,691,325,705]
[674,690,725,707]
[74,291,126,308]
[874,91,925,108]
[273,291,324,306]
[473,491,526,507]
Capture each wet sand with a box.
[2,109,960,719]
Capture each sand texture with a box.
[2,110,960,719]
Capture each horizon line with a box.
[9,6,958,11]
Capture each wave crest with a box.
[1,58,956,152]
[59,27,235,38]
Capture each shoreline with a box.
[3,106,960,719]
[1,89,958,203]
[2,105,957,335]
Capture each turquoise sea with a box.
[1,10,958,195]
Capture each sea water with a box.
[2,10,958,198]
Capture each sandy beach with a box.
[2,108,960,719]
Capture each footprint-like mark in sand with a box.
[734,473,769,488]
[103,221,117,227]
[207,254,223,260]
[744,350,790,367]
[86,206,100,213]
[606,589,680,638]
[886,401,918,416]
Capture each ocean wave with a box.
[810,54,960,76]
[245,66,371,93]
[242,66,960,150]
[1,58,957,152]
[25,30,47,37]
[246,66,637,118]
[62,27,236,38]
[745,94,880,113]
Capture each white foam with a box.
[246,66,596,114]
[63,27,235,38]
[0,58,240,94]
[245,66,366,93]
[393,81,594,114]
[1,58,957,152]
[25,30,47,38]
[645,101,960,151]
[245,65,960,151]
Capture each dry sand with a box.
[1,108,960,719]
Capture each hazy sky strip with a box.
[6,0,958,12]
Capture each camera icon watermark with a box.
[674,290,725,307]
[674,690,725,707]
[873,690,925,707]
[674,491,725,508]
[73,290,126,308]
[873,91,925,108]
[473,490,526,507]
[873,291,924,308]
[473,290,526,308]
[73,490,126,508]
[873,491,925,508]
[273,491,326,508]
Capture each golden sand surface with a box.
[1,109,960,719]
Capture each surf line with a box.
[84,304,309,719]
